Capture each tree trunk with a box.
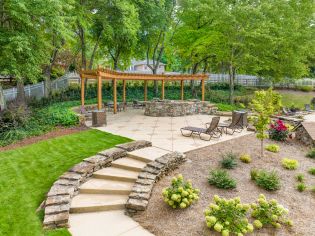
[89,31,102,70]
[229,64,235,104]
[261,139,264,158]
[113,59,119,70]
[16,80,26,105]
[152,68,159,97]
[191,63,199,97]
[0,83,6,111]
[44,48,58,97]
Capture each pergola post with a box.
[161,80,165,100]
[113,78,117,114]
[201,78,205,101]
[181,80,184,100]
[80,75,85,109]
[97,72,102,110]
[123,80,126,110]
[144,80,148,101]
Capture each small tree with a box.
[250,89,282,157]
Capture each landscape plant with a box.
[240,154,252,163]
[204,195,253,235]
[282,158,299,170]
[208,169,236,189]
[265,144,280,153]
[251,169,281,191]
[251,194,293,229]
[162,174,200,209]
[308,168,315,175]
[306,148,315,159]
[296,183,307,192]
[269,120,289,141]
[250,89,282,157]
[295,174,305,182]
[220,152,238,169]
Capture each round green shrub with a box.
[162,174,199,209]
[282,158,299,170]
[204,195,253,235]
[306,148,315,159]
[240,154,252,163]
[251,194,293,229]
[296,183,307,192]
[265,144,280,153]
[220,152,238,169]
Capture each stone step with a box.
[111,157,147,172]
[93,167,139,182]
[69,210,154,236]
[70,194,128,213]
[127,146,170,163]
[80,178,134,195]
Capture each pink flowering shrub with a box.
[269,120,289,141]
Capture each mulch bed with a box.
[133,134,315,236]
[0,126,89,152]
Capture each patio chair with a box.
[219,112,244,135]
[180,116,222,141]
[282,107,296,116]
[305,104,314,112]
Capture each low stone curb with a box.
[42,140,151,229]
[125,151,186,216]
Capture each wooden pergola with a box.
[80,67,208,114]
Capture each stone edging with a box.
[125,151,186,216]
[43,140,152,229]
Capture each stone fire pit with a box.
[144,99,217,117]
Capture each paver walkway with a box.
[69,146,169,236]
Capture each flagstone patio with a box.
[94,109,251,153]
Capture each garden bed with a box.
[133,134,315,235]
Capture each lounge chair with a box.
[180,116,222,141]
[219,112,244,135]
[282,107,296,116]
[305,104,314,113]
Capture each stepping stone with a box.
[111,157,147,172]
[93,167,139,182]
[79,178,133,195]
[127,146,170,163]
[70,194,128,213]
[69,210,153,236]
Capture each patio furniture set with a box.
[180,111,248,141]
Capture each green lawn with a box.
[0,129,131,236]
[277,90,315,109]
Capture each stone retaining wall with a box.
[144,99,217,117]
[43,140,152,229]
[296,123,315,147]
[125,152,186,216]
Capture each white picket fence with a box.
[3,72,80,102]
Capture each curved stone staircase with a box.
[68,147,170,236]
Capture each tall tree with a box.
[0,0,75,104]
[99,0,140,70]
[173,0,315,104]
[137,0,177,96]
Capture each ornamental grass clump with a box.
[251,194,293,229]
[251,169,281,191]
[220,152,238,169]
[295,173,305,182]
[308,168,315,175]
[204,195,253,236]
[296,183,307,192]
[265,144,280,153]
[282,158,299,170]
[269,119,289,141]
[306,148,315,159]
[162,174,199,209]
[208,169,236,189]
[240,154,252,163]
